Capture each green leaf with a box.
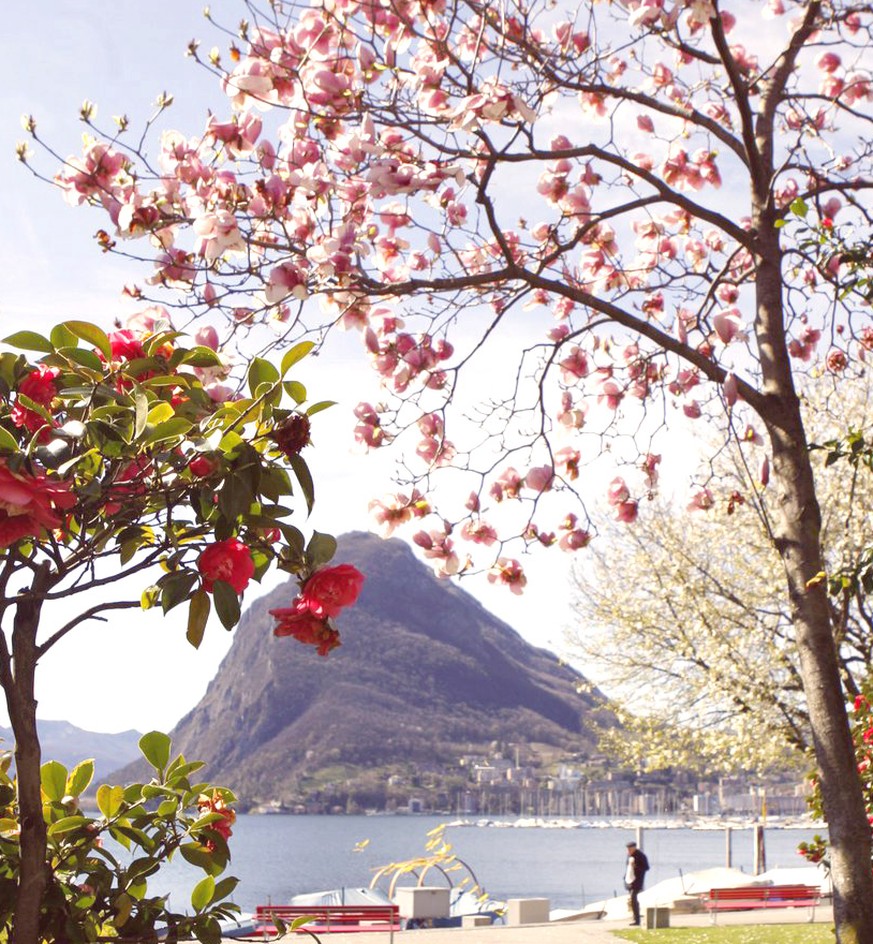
[41,760,68,802]
[280,341,315,377]
[160,569,199,614]
[63,321,113,360]
[59,346,105,372]
[247,357,280,397]
[139,731,171,772]
[191,874,216,913]
[96,784,125,819]
[0,427,19,453]
[147,401,175,426]
[212,580,241,630]
[48,815,90,836]
[143,417,193,446]
[187,590,211,649]
[283,380,307,404]
[180,841,224,875]
[196,915,223,944]
[212,875,239,903]
[50,324,79,349]
[290,454,315,515]
[134,385,149,439]
[306,531,337,570]
[306,400,336,416]
[67,759,95,797]
[181,347,224,368]
[3,331,53,353]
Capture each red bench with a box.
[702,884,821,923]
[254,904,400,941]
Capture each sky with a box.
[0,0,583,733]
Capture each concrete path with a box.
[263,902,834,944]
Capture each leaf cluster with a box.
[1,323,329,641]
[0,732,239,944]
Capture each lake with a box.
[153,815,825,913]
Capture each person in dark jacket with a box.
[624,840,650,926]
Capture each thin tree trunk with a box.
[5,573,49,944]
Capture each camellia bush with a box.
[0,732,239,944]
[0,316,364,944]
[19,0,873,938]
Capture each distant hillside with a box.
[115,532,609,807]
[0,721,141,782]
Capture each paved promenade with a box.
[266,903,834,944]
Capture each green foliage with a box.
[0,736,239,944]
[0,319,333,638]
[799,682,873,868]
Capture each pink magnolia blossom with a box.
[640,453,661,489]
[461,519,498,545]
[413,527,462,577]
[525,466,555,493]
[487,557,527,594]
[687,488,715,512]
[490,467,523,502]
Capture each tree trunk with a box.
[4,577,49,944]
[755,224,873,943]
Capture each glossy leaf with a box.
[63,320,113,360]
[306,531,337,570]
[290,454,315,515]
[47,815,90,836]
[97,784,125,819]
[187,590,211,649]
[4,330,53,353]
[212,580,241,630]
[144,417,193,445]
[306,400,336,416]
[280,341,315,377]
[247,356,280,396]
[67,758,95,797]
[139,731,171,772]
[41,760,68,802]
[191,875,216,912]
[0,427,19,452]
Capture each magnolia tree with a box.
[22,0,873,937]
[568,372,873,774]
[0,320,364,944]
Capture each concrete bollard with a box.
[461,915,493,928]
[506,898,550,925]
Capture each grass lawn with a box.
[613,925,834,944]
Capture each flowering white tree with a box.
[23,0,873,936]
[568,373,873,773]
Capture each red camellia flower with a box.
[189,454,219,478]
[270,605,342,656]
[108,329,147,362]
[297,563,365,619]
[10,365,61,440]
[197,538,255,594]
[0,460,74,547]
[197,789,236,852]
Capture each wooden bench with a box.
[702,884,821,923]
[254,904,400,941]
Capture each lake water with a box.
[153,815,825,913]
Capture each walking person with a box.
[624,840,650,926]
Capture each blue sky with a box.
[1,1,577,733]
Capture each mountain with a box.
[116,532,608,807]
[0,721,141,782]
